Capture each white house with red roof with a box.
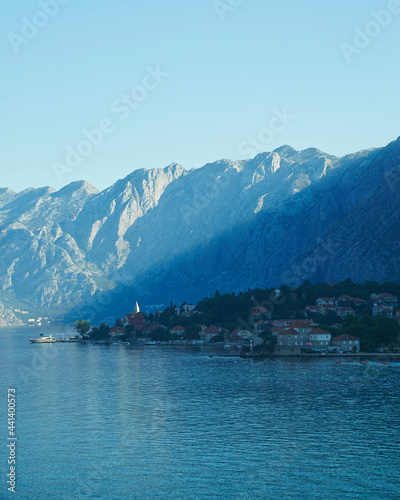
[308,328,331,349]
[337,294,352,304]
[316,297,336,307]
[336,307,356,318]
[380,293,398,304]
[169,325,185,336]
[305,305,321,316]
[110,326,125,337]
[372,305,393,318]
[200,326,220,343]
[277,321,314,348]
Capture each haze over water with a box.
[1,327,400,499]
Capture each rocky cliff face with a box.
[0,138,399,323]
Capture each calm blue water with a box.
[1,327,400,500]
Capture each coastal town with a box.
[71,285,400,356]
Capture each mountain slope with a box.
[0,137,399,323]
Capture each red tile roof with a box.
[204,326,220,334]
[309,328,330,335]
[279,328,298,335]
[332,334,360,341]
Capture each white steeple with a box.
[134,301,140,314]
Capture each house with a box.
[110,326,125,337]
[316,297,336,307]
[337,294,352,305]
[272,319,295,327]
[275,330,304,355]
[372,305,393,318]
[169,325,185,336]
[272,318,314,327]
[350,297,366,306]
[176,304,196,316]
[250,306,269,319]
[200,326,220,343]
[305,305,321,316]
[336,307,356,318]
[277,321,314,346]
[277,328,302,347]
[381,293,398,304]
[230,329,262,346]
[308,328,331,350]
[371,294,384,305]
[288,320,315,336]
[331,334,360,352]
[320,304,337,315]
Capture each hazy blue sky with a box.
[2,0,400,192]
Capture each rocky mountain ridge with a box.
[0,137,399,324]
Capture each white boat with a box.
[29,334,57,344]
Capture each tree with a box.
[74,320,90,337]
[89,322,110,341]
[184,324,201,340]
[150,328,171,342]
[99,322,110,339]
[258,331,277,353]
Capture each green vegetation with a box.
[74,319,90,337]
[89,322,110,341]
[340,315,399,352]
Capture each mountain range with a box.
[1,136,400,325]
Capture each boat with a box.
[58,336,80,343]
[29,334,57,344]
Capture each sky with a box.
[1,0,400,192]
